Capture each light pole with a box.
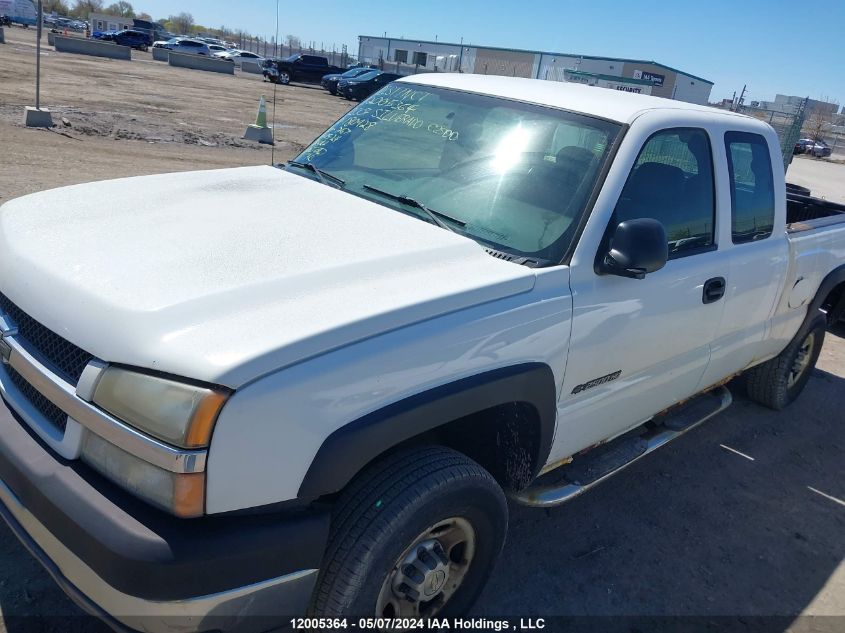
[25,0,53,127]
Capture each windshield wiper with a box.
[287,161,345,189]
[362,184,465,232]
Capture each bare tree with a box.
[136,11,151,21]
[43,0,71,14]
[105,1,134,17]
[71,0,104,18]
[805,107,833,142]
[285,34,301,48]
[169,12,194,35]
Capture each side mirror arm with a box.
[602,253,647,280]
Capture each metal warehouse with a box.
[358,35,713,105]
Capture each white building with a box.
[358,35,714,105]
[88,12,133,33]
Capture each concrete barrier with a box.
[152,46,169,61]
[0,27,5,44]
[47,31,54,46]
[168,51,234,74]
[54,35,131,60]
[240,60,263,75]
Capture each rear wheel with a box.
[309,446,507,623]
[745,313,826,410]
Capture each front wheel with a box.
[309,446,507,622]
[745,313,826,410]
[278,70,291,85]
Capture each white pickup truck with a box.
[1,75,845,632]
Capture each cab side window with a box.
[725,132,775,243]
[614,128,716,258]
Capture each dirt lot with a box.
[0,26,843,633]
[0,27,353,203]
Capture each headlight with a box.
[81,432,205,517]
[92,366,229,449]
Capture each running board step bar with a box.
[511,386,733,508]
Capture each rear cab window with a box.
[724,132,775,243]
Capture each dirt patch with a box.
[0,26,352,203]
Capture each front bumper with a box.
[0,395,330,632]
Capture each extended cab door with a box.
[548,112,730,464]
[698,127,789,385]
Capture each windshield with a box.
[292,84,620,263]
[343,68,372,78]
[349,70,380,82]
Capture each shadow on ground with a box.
[475,369,844,628]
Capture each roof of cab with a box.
[397,73,746,125]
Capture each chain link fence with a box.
[741,106,807,171]
[235,37,357,68]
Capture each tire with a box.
[310,446,508,620]
[745,313,826,410]
[278,70,291,85]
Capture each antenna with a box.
[270,0,280,166]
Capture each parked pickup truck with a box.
[1,75,845,632]
[263,53,344,85]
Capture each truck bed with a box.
[787,192,845,233]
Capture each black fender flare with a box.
[808,263,845,323]
[297,363,557,499]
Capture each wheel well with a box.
[821,281,845,322]
[297,364,556,500]
[405,402,544,493]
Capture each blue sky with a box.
[137,0,844,106]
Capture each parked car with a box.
[111,29,150,51]
[207,44,228,53]
[263,53,344,85]
[337,70,402,100]
[810,140,832,158]
[321,67,378,95]
[214,49,264,67]
[794,138,815,154]
[0,15,11,27]
[3,75,845,630]
[91,30,117,40]
[161,38,211,56]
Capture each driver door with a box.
[548,125,729,463]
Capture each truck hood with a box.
[0,166,535,387]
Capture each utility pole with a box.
[734,85,747,112]
[24,0,52,127]
[35,0,41,110]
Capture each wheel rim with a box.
[375,517,476,621]
[280,72,290,83]
[788,332,816,388]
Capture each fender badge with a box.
[572,370,622,395]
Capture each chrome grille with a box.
[0,292,93,385]
[4,365,68,432]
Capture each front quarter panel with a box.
[205,269,571,514]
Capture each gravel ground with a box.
[0,25,843,633]
[0,26,353,204]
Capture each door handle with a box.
[703,277,726,304]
